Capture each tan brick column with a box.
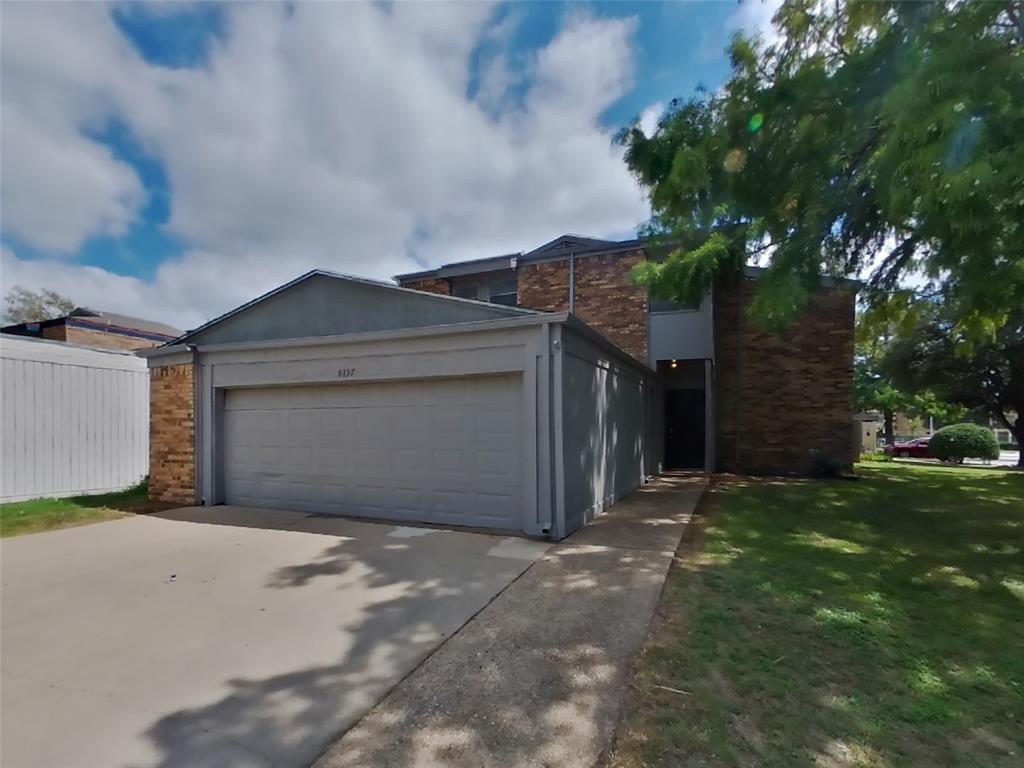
[149,363,197,504]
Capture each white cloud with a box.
[727,0,784,47]
[1,108,146,253]
[0,3,649,328]
[476,53,518,114]
[0,3,149,254]
[638,102,665,138]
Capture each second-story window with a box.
[489,277,518,306]
[452,282,480,300]
[649,295,700,313]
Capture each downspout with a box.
[187,343,202,505]
[539,320,556,536]
[549,322,565,537]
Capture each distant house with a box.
[854,412,883,452]
[1,308,181,351]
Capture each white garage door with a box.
[222,375,524,530]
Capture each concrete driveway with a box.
[0,507,549,768]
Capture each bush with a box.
[861,450,893,462]
[928,424,1000,462]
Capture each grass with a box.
[609,462,1024,768]
[0,482,174,537]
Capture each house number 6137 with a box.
[337,368,356,379]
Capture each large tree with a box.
[621,0,1023,338]
[855,314,967,446]
[3,286,76,324]
[883,307,1023,465]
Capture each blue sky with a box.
[1,1,776,327]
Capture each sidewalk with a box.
[313,473,706,768]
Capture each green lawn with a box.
[0,483,173,537]
[610,462,1024,768]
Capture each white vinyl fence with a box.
[1,336,149,503]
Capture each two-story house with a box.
[397,234,857,477]
[144,234,856,540]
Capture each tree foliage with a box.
[882,305,1023,464]
[621,0,1024,337]
[855,333,965,445]
[2,286,76,324]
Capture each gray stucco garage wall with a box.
[147,307,658,539]
[557,324,658,536]
[181,273,534,346]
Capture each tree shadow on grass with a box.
[611,466,1024,767]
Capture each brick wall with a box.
[713,275,857,474]
[518,261,570,312]
[149,363,196,504]
[65,326,164,351]
[41,325,68,342]
[518,251,649,362]
[402,277,450,295]
[573,250,648,362]
[40,322,163,350]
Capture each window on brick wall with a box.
[452,282,480,300]
[649,295,700,313]
[489,277,518,306]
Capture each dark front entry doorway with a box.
[665,389,705,469]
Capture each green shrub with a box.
[861,450,892,462]
[928,424,1000,462]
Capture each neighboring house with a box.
[144,234,857,540]
[892,411,930,440]
[854,412,883,453]
[2,308,182,351]
[0,336,149,502]
[994,428,1019,447]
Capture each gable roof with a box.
[168,268,540,346]
[522,234,619,256]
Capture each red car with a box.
[884,437,931,458]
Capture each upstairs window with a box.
[649,295,700,313]
[489,277,518,306]
[452,282,480,300]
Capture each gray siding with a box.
[185,274,533,346]
[1,337,149,502]
[150,311,656,539]
[558,325,655,535]
[648,292,714,365]
[172,321,554,536]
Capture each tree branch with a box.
[868,234,921,293]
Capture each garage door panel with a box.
[222,376,523,530]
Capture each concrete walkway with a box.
[314,474,706,768]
